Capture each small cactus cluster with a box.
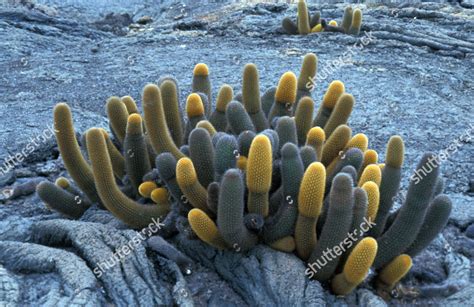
[37,52,451,296]
[282,1,362,36]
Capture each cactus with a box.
[374,152,440,269]
[242,64,268,132]
[184,93,207,143]
[362,181,380,222]
[297,0,310,34]
[124,114,151,193]
[238,130,256,157]
[295,162,326,260]
[300,145,317,169]
[323,93,355,138]
[348,9,362,35]
[377,254,412,291]
[192,63,211,115]
[86,128,169,229]
[103,132,125,179]
[188,208,227,249]
[155,153,185,206]
[214,134,238,182]
[261,87,276,117]
[305,127,325,161]
[160,79,184,147]
[138,181,158,198]
[360,149,378,177]
[196,120,217,137]
[150,188,170,206]
[226,101,256,135]
[321,124,352,166]
[282,17,298,35]
[210,84,233,132]
[358,164,382,187]
[275,116,298,152]
[218,169,258,252]
[121,95,139,114]
[313,80,345,128]
[370,136,404,237]
[268,72,297,124]
[143,84,184,159]
[37,181,90,219]
[296,53,318,105]
[53,103,99,203]
[295,97,315,145]
[341,6,353,33]
[246,135,272,217]
[106,96,128,144]
[176,157,210,214]
[189,128,215,188]
[309,173,354,281]
[331,237,378,295]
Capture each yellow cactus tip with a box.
[55,177,70,189]
[385,135,404,168]
[359,164,382,186]
[329,20,338,26]
[323,80,345,108]
[311,24,323,33]
[379,254,413,289]
[344,237,378,284]
[138,181,158,198]
[128,113,142,125]
[151,187,169,204]
[275,71,297,105]
[193,63,209,76]
[307,127,325,143]
[237,156,247,170]
[364,149,379,163]
[186,93,205,117]
[177,157,197,186]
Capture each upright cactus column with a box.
[242,64,268,132]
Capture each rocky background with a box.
[0,0,473,306]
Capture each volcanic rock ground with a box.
[0,0,473,306]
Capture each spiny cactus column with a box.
[313,81,345,128]
[160,79,184,147]
[184,93,207,143]
[306,127,325,161]
[362,181,380,222]
[295,162,326,260]
[106,96,129,144]
[268,72,297,124]
[226,101,256,135]
[348,8,362,36]
[295,97,315,145]
[124,114,151,193]
[86,128,169,229]
[282,17,298,35]
[53,103,99,203]
[155,153,185,206]
[103,132,125,179]
[331,237,378,295]
[321,124,352,166]
[192,63,211,116]
[376,254,412,291]
[309,173,354,281]
[37,181,90,219]
[218,169,258,252]
[214,134,238,182]
[246,135,272,217]
[209,85,233,132]
[188,208,227,250]
[370,136,404,237]
[275,116,298,152]
[341,6,353,33]
[323,93,354,138]
[242,64,268,132]
[143,84,184,159]
[297,0,311,34]
[189,128,215,188]
[296,53,317,105]
[374,152,440,269]
[176,157,210,214]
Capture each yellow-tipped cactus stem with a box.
[139,181,158,198]
[176,158,209,213]
[269,236,296,253]
[151,188,170,206]
[313,80,345,128]
[311,24,323,33]
[53,103,99,203]
[86,128,169,229]
[358,164,382,187]
[306,127,325,161]
[321,124,352,166]
[385,136,405,168]
[329,20,338,26]
[332,237,378,295]
[295,97,315,145]
[216,84,234,112]
[121,96,139,114]
[55,177,70,189]
[377,254,413,291]
[362,181,380,222]
[246,135,272,217]
[193,63,209,76]
[348,8,362,35]
[102,131,126,179]
[295,162,326,260]
[297,53,318,93]
[186,93,205,118]
[192,63,211,115]
[188,208,227,249]
[323,93,355,138]
[346,133,368,153]
[360,149,379,177]
[160,79,184,147]
[297,0,311,35]
[142,84,184,159]
[237,156,247,171]
[106,96,129,144]
[196,120,217,137]
[268,72,297,123]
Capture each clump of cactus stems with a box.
[37,52,451,296]
[282,1,362,36]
